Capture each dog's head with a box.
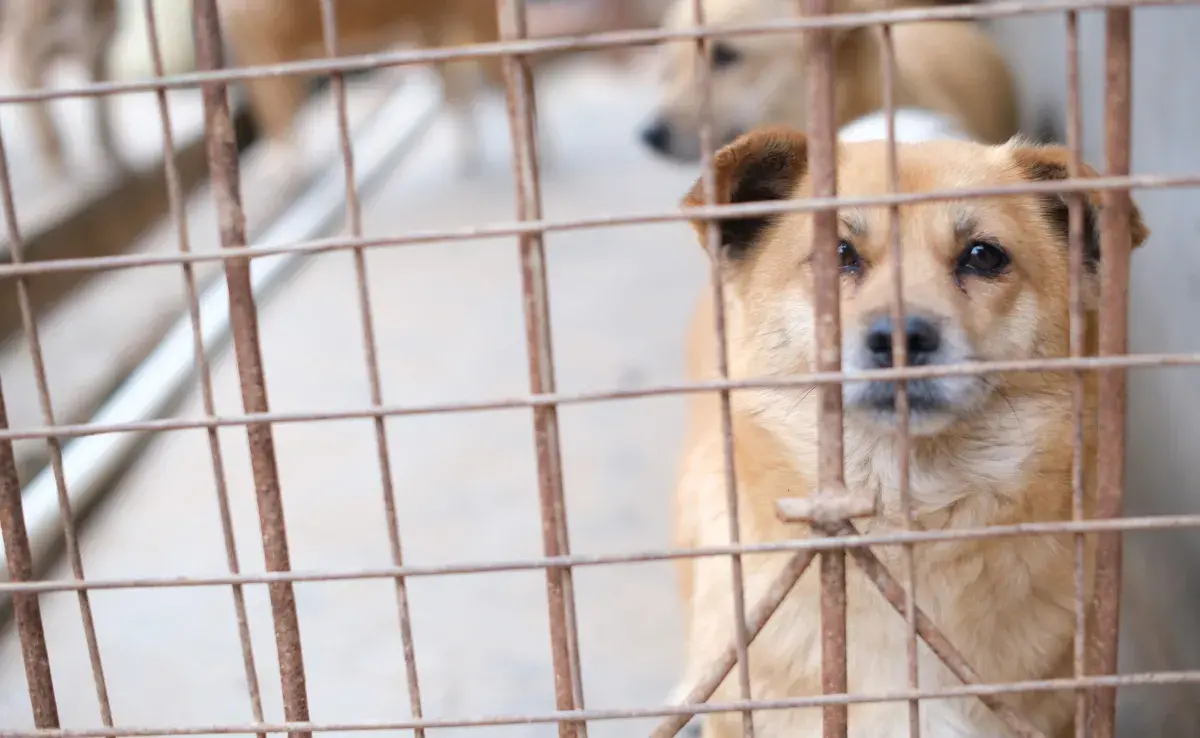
[640,0,818,162]
[683,128,1149,437]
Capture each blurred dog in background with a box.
[640,0,1018,160]
[3,0,123,177]
[220,0,671,180]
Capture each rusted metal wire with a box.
[6,511,1200,598]
[0,352,1198,445]
[316,2,428,733]
[192,1,311,735]
[0,170,1191,279]
[875,18,921,738]
[1088,7,1135,737]
[4,668,1200,738]
[0,53,116,735]
[835,525,1046,738]
[496,2,587,736]
[0,0,1181,108]
[688,0,757,731]
[0,382,59,728]
[1063,9,1090,738]
[798,1,854,735]
[142,0,267,730]
[771,525,1048,730]
[651,550,818,738]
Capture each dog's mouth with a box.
[853,378,948,411]
[843,378,981,435]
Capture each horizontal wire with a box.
[0,0,1180,106]
[0,351,1197,443]
[4,512,1200,595]
[4,670,1198,738]
[1,171,1194,279]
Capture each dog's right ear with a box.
[682,127,809,259]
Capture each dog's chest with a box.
[710,431,1043,735]
[723,553,1015,738]
[840,432,1033,523]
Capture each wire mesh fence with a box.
[0,1,1195,738]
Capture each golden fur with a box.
[671,128,1148,736]
[642,0,1018,160]
[219,0,506,173]
[219,0,654,177]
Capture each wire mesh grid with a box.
[0,1,1194,738]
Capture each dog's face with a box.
[684,129,1149,436]
[641,0,809,161]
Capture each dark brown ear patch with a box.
[683,128,809,258]
[1013,146,1150,268]
[1025,159,1103,269]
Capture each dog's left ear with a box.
[1011,145,1151,270]
[682,127,810,260]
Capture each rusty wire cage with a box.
[0,0,1197,737]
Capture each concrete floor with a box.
[0,59,706,737]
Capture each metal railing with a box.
[0,1,1194,738]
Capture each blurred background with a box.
[0,1,1197,736]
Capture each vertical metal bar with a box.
[1063,9,1090,738]
[316,2,427,733]
[191,2,311,735]
[687,0,756,733]
[494,3,587,737]
[875,20,919,738]
[801,0,847,736]
[0,381,60,728]
[142,0,267,731]
[0,81,115,733]
[1087,6,1133,738]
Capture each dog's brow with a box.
[840,212,867,236]
[953,209,979,239]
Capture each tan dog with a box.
[3,0,122,177]
[219,0,508,177]
[640,0,1018,160]
[671,128,1148,736]
[220,0,638,179]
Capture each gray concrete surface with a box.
[0,67,411,486]
[0,58,702,736]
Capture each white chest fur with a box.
[837,108,975,144]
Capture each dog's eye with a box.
[956,241,1010,278]
[838,240,861,273]
[711,43,742,69]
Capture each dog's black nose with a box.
[864,315,942,368]
[640,121,672,154]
